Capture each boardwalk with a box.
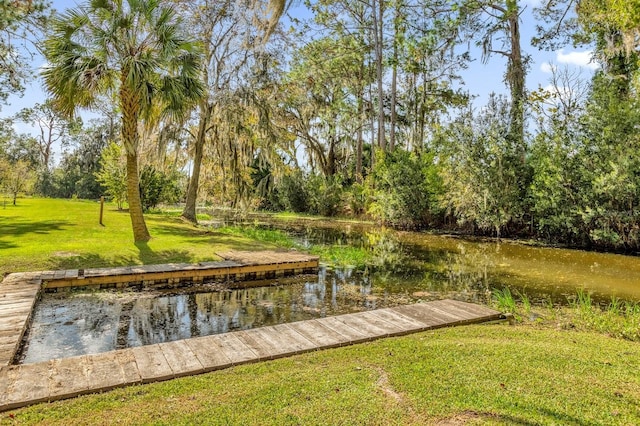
[0,273,41,368]
[0,251,318,366]
[0,299,503,412]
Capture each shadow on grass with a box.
[0,217,71,250]
[443,410,589,426]
[50,249,197,271]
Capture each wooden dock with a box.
[0,299,503,412]
[43,250,319,289]
[0,251,318,367]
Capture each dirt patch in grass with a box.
[434,411,497,425]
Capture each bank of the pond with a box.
[4,321,639,425]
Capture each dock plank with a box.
[316,316,370,342]
[391,304,459,326]
[131,344,173,382]
[332,313,392,339]
[5,363,50,407]
[271,324,317,353]
[159,340,204,377]
[433,299,502,319]
[235,330,282,360]
[355,311,408,335]
[49,356,90,398]
[287,319,348,348]
[214,333,258,364]
[365,308,426,331]
[185,335,233,371]
[85,351,124,391]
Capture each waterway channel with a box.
[19,217,640,364]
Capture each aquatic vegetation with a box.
[493,288,640,342]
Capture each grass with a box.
[0,198,286,275]
[3,324,639,425]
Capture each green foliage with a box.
[367,149,442,229]
[95,141,126,209]
[438,96,529,237]
[0,157,34,204]
[0,0,49,105]
[492,287,517,314]
[139,165,183,212]
[217,225,297,249]
[270,170,310,213]
[305,174,343,217]
[268,172,344,217]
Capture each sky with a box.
[3,0,598,155]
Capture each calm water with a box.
[20,219,640,364]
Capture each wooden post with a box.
[99,196,105,226]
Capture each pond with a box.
[19,216,640,364]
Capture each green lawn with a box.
[3,324,639,425]
[0,198,279,275]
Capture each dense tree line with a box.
[1,0,639,251]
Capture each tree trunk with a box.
[389,3,401,152]
[356,92,364,182]
[372,0,386,151]
[507,0,525,163]
[182,102,213,223]
[125,151,150,242]
[121,84,151,243]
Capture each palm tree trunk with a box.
[121,84,151,243]
[126,151,150,242]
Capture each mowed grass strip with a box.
[0,198,281,275]
[3,324,639,425]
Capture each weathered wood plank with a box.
[131,344,173,383]
[433,299,501,319]
[235,330,282,360]
[287,320,348,348]
[5,362,50,407]
[159,340,204,377]
[85,351,131,392]
[184,336,233,371]
[316,316,370,342]
[214,333,258,365]
[0,365,19,406]
[333,313,392,339]
[49,356,90,398]
[114,349,142,384]
[271,324,316,353]
[354,311,407,335]
[366,309,426,331]
[390,304,454,327]
[420,303,473,322]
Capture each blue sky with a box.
[4,0,598,150]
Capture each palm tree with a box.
[42,0,203,242]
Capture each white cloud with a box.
[556,49,599,70]
[540,62,556,74]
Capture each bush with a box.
[139,165,184,211]
[367,149,442,229]
[306,174,343,217]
